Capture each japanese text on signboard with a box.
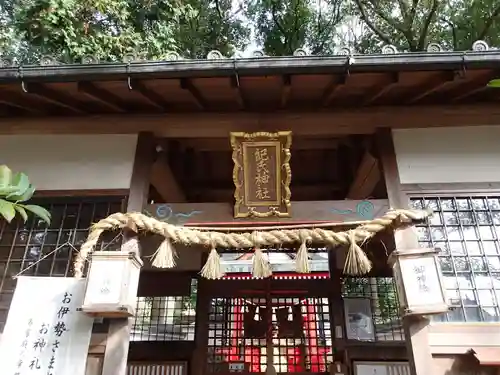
[0,277,93,375]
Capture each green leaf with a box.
[21,204,52,225]
[0,198,16,222]
[0,165,13,188]
[14,205,28,223]
[0,186,20,197]
[8,184,36,202]
[6,172,31,199]
[487,79,500,88]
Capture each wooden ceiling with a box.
[0,69,499,117]
[149,135,386,203]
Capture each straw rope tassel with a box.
[200,236,225,279]
[295,229,311,273]
[343,230,372,275]
[151,236,177,269]
[252,231,272,279]
[74,208,431,278]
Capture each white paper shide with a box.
[0,277,94,375]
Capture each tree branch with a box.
[353,0,394,45]
[290,0,301,53]
[417,0,439,50]
[270,1,287,35]
[408,0,419,26]
[477,4,500,41]
[270,0,289,50]
[441,17,458,50]
[214,0,224,20]
[396,0,410,25]
[366,0,406,34]
[365,0,415,49]
[317,0,323,37]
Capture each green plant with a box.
[0,165,51,225]
[488,79,500,88]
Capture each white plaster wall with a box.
[0,135,137,190]
[393,126,500,184]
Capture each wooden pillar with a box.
[101,132,155,375]
[192,256,210,375]
[85,356,104,375]
[328,251,348,374]
[376,128,433,375]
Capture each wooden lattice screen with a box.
[127,361,188,375]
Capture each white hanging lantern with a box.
[80,250,143,318]
[388,248,448,316]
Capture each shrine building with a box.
[1,42,500,375]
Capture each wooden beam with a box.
[144,199,390,225]
[131,80,169,111]
[375,129,410,209]
[0,95,44,114]
[177,137,339,151]
[127,132,155,210]
[181,78,207,110]
[405,71,457,104]
[280,75,292,108]
[191,261,210,375]
[3,104,500,137]
[375,128,433,375]
[101,132,155,375]
[230,76,246,110]
[321,75,347,106]
[362,73,399,106]
[150,154,186,202]
[25,83,86,114]
[78,81,128,112]
[347,150,380,199]
[450,72,500,103]
[189,183,341,202]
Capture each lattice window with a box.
[127,361,187,375]
[220,248,329,274]
[411,196,500,322]
[132,279,197,341]
[342,277,403,341]
[206,296,331,374]
[0,196,124,332]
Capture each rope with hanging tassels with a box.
[73,208,432,279]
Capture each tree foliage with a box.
[352,0,500,53]
[0,0,500,62]
[2,0,250,63]
[246,0,345,56]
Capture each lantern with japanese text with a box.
[388,248,448,316]
[80,250,143,318]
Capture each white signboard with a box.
[353,361,410,375]
[0,277,94,375]
[343,298,375,342]
[399,256,444,309]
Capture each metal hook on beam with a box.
[459,53,467,79]
[126,62,133,90]
[345,55,353,76]
[17,66,27,93]
[232,59,240,87]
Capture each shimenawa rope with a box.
[73,208,431,279]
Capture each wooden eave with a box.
[0,52,499,118]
